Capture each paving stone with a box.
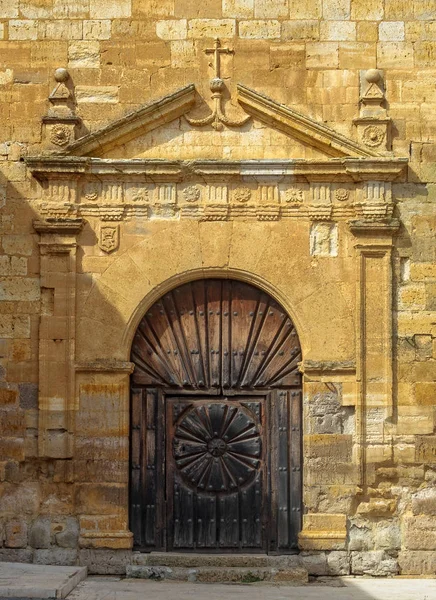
[0,561,87,598]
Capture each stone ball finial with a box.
[365,69,381,84]
[54,68,69,83]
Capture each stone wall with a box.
[0,0,435,576]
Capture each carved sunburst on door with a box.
[173,403,261,493]
[131,279,302,390]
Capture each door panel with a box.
[130,279,303,552]
[167,397,266,551]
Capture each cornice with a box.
[349,219,401,236]
[237,84,380,159]
[33,218,85,234]
[26,157,408,183]
[64,84,196,157]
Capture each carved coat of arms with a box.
[99,224,119,253]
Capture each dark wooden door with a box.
[130,279,303,553]
[167,397,266,551]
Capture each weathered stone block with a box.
[299,552,327,576]
[29,517,51,549]
[34,548,78,566]
[222,0,254,18]
[83,20,112,40]
[18,383,38,410]
[415,382,436,406]
[377,42,414,68]
[0,548,33,563]
[351,551,399,576]
[373,520,401,550]
[239,20,280,39]
[254,0,288,18]
[306,42,339,68]
[0,0,18,18]
[90,0,131,18]
[75,483,128,515]
[53,517,79,549]
[1,235,33,256]
[411,487,436,515]
[281,20,319,41]
[170,40,196,68]
[379,21,405,41]
[156,19,187,40]
[0,483,40,515]
[322,0,350,19]
[304,434,353,461]
[348,519,372,551]
[68,41,100,69]
[356,498,396,517]
[76,86,119,104]
[79,549,132,575]
[402,515,436,550]
[5,519,27,548]
[398,550,436,575]
[0,387,18,407]
[288,0,322,19]
[326,550,350,575]
[351,0,383,20]
[320,21,356,42]
[187,19,236,39]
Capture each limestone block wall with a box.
[0,0,435,576]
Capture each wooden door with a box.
[130,279,303,553]
[167,396,266,551]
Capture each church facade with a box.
[0,0,435,577]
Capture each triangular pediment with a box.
[64,84,379,160]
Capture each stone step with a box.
[126,564,308,584]
[133,551,300,569]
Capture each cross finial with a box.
[185,38,250,130]
[205,38,234,79]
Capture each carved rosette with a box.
[50,124,71,147]
[233,188,252,203]
[362,125,385,148]
[173,403,261,493]
[335,188,350,202]
[183,185,201,203]
[285,188,304,203]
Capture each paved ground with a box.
[0,562,87,599]
[67,576,436,600]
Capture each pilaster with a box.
[33,218,84,458]
[350,219,400,486]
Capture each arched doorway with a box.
[130,279,302,553]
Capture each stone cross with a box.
[205,38,233,79]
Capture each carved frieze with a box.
[28,157,407,248]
